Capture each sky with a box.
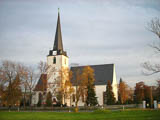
[0,0,160,87]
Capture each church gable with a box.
[34,74,47,91]
[70,64,114,86]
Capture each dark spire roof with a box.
[48,9,67,56]
[53,11,63,51]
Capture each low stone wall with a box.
[104,104,138,110]
[0,104,140,112]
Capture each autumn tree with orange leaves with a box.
[57,67,74,105]
[118,78,132,104]
[81,66,98,106]
[0,60,23,106]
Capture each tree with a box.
[25,67,38,106]
[64,71,74,106]
[0,85,4,105]
[37,61,55,106]
[142,18,160,75]
[3,74,22,106]
[144,85,153,107]
[17,64,29,108]
[156,80,160,101]
[81,66,98,106]
[74,69,85,111]
[127,87,134,104]
[148,18,160,38]
[105,80,115,105]
[134,81,154,107]
[134,82,145,104]
[57,67,68,105]
[46,92,52,107]
[0,60,24,106]
[57,67,74,105]
[0,68,5,105]
[37,93,42,107]
[86,85,98,106]
[118,78,130,104]
[56,91,63,105]
[38,61,48,75]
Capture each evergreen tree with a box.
[46,92,52,107]
[86,84,98,106]
[82,66,98,106]
[37,93,42,107]
[56,91,63,105]
[105,80,115,105]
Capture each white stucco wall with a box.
[32,91,44,105]
[47,54,69,104]
[47,55,68,70]
[47,55,68,86]
[95,85,106,105]
[32,92,39,105]
[67,86,85,107]
[112,64,118,101]
[70,85,106,106]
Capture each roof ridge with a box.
[71,63,114,68]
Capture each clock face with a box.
[53,51,57,55]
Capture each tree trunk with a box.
[70,95,71,107]
[75,100,78,112]
[29,90,32,107]
[23,88,26,109]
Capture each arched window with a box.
[53,57,56,64]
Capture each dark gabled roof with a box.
[34,74,47,91]
[48,10,67,56]
[70,64,114,86]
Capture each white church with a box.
[32,11,118,106]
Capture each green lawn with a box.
[0,110,160,120]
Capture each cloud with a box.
[0,0,160,87]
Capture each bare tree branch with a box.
[142,62,160,76]
[142,18,160,76]
[147,17,160,38]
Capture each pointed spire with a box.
[53,8,63,52]
[49,9,67,56]
[58,8,60,13]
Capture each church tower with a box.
[47,10,69,95]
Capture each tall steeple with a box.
[53,8,63,51]
[49,9,67,56]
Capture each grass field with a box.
[0,109,160,120]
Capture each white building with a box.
[32,11,118,106]
[70,64,118,106]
